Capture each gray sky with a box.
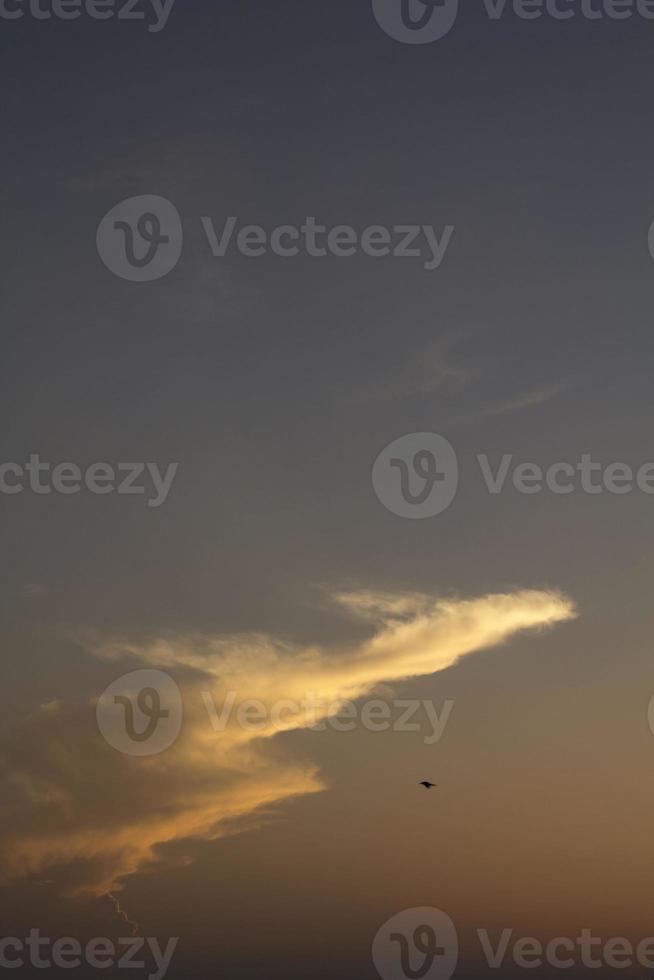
[2,2,654,978]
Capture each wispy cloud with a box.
[16,583,49,600]
[347,338,470,405]
[445,381,571,426]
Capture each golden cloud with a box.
[0,588,575,903]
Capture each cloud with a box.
[346,338,469,405]
[16,584,49,600]
[0,881,138,943]
[0,588,575,916]
[446,381,570,426]
[485,384,567,417]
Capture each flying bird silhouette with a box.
[419,781,438,789]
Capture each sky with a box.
[2,1,654,978]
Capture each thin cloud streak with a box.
[445,381,571,426]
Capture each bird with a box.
[419,781,438,789]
